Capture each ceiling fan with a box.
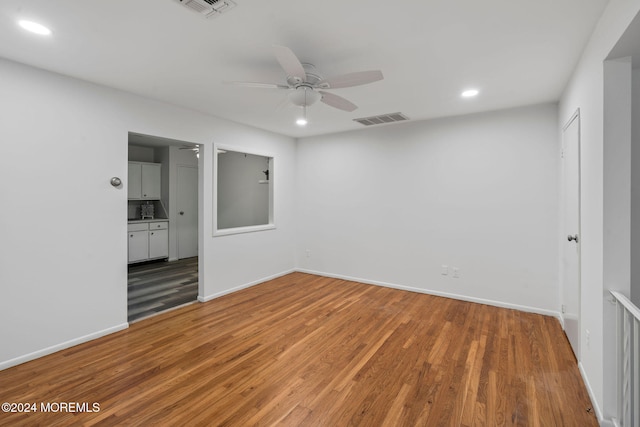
[226,45,384,117]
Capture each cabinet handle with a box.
[130,234,133,238]
[151,232,154,235]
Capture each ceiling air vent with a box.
[353,112,409,127]
[174,0,237,18]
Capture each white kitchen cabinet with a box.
[128,163,142,199]
[141,163,161,199]
[128,221,169,263]
[128,162,161,200]
[128,230,149,263]
[148,222,169,259]
[149,228,169,259]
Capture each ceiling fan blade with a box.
[224,81,289,89]
[319,70,384,89]
[273,45,306,83]
[319,91,358,112]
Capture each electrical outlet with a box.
[452,267,459,278]
[441,265,448,275]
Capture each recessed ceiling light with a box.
[461,89,479,98]
[18,20,52,36]
[296,118,308,126]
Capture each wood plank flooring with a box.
[0,273,597,426]
[128,257,198,322]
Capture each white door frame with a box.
[561,108,581,359]
[126,134,205,313]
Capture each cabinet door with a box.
[141,163,161,199]
[128,230,148,263]
[148,228,168,259]
[128,163,142,199]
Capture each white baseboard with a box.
[0,323,129,371]
[578,362,608,425]
[295,268,562,320]
[198,269,296,303]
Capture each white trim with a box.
[0,323,129,371]
[296,268,562,320]
[560,109,582,360]
[213,223,276,237]
[562,107,581,131]
[215,143,275,160]
[579,362,608,425]
[198,269,295,303]
[213,143,275,237]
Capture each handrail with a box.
[610,290,640,427]
[611,290,640,321]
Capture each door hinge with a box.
[561,304,566,314]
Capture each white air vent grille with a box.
[353,112,409,126]
[174,0,237,18]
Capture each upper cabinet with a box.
[128,162,161,200]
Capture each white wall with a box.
[128,145,155,162]
[296,104,560,314]
[0,57,297,369]
[559,0,640,422]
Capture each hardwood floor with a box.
[0,273,597,426]
[128,257,198,322]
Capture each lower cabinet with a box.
[128,230,149,263]
[128,221,169,263]
[149,228,169,259]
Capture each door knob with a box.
[179,211,184,215]
[567,234,579,243]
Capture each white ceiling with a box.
[0,0,609,138]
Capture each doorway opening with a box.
[127,132,201,323]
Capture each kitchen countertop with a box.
[128,218,169,223]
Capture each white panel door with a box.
[562,111,581,359]
[176,166,198,259]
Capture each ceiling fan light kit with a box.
[228,45,384,126]
[289,87,321,107]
